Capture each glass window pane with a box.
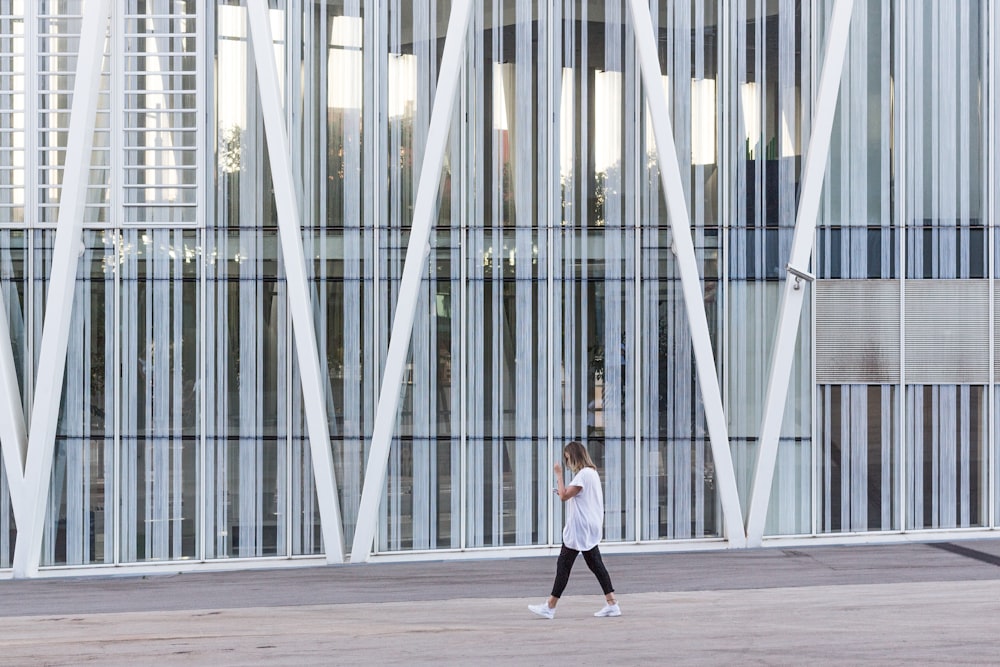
[905,385,986,530]
[819,385,899,533]
[295,229,376,553]
[43,231,115,566]
[376,0,462,553]
[119,229,200,562]
[0,229,24,567]
[903,2,985,280]
[0,229,26,418]
[204,229,287,558]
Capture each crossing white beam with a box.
[350,0,473,563]
[627,0,746,547]
[246,0,345,563]
[12,0,112,578]
[745,0,854,547]
[0,302,26,514]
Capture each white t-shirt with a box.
[562,467,604,551]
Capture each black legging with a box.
[550,544,615,598]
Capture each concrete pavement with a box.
[2,538,1000,664]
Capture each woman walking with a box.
[529,440,620,619]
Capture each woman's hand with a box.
[553,461,579,501]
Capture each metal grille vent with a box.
[816,279,900,383]
[905,279,989,384]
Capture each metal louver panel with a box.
[37,9,112,224]
[0,9,25,224]
[905,279,989,383]
[816,279,900,383]
[122,7,198,224]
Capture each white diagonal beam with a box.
[350,0,472,563]
[246,0,345,563]
[0,301,26,513]
[628,0,746,546]
[745,0,854,547]
[12,0,112,578]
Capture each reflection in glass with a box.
[463,0,549,548]
[207,1,292,559]
[727,280,811,536]
[726,0,811,535]
[0,230,26,416]
[995,392,1000,528]
[906,385,986,530]
[377,0,460,553]
[31,230,51,409]
[817,228,898,280]
[555,1,637,544]
[290,0,373,552]
[555,230,635,543]
[204,229,286,558]
[819,385,899,533]
[43,231,115,566]
[466,230,548,546]
[0,229,24,566]
[641,238,719,539]
[818,1,894,280]
[296,228,375,553]
[119,229,199,561]
[382,237,460,551]
[903,1,985,280]
[637,3,722,540]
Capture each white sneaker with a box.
[594,602,621,617]
[528,602,555,619]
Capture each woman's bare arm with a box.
[553,462,583,501]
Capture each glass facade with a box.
[0,0,998,573]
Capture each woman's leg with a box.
[548,545,580,607]
[582,545,616,602]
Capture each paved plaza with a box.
[2,538,1000,665]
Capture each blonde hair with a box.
[563,440,596,473]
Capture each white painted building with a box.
[0,0,993,577]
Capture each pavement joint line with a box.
[928,541,1000,567]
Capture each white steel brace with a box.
[12,0,112,578]
[0,302,26,516]
[745,0,854,547]
[628,0,746,546]
[246,0,345,563]
[350,0,473,563]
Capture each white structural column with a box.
[627,0,746,546]
[12,0,112,578]
[246,0,345,563]
[0,303,26,517]
[350,0,472,563]
[745,0,854,547]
